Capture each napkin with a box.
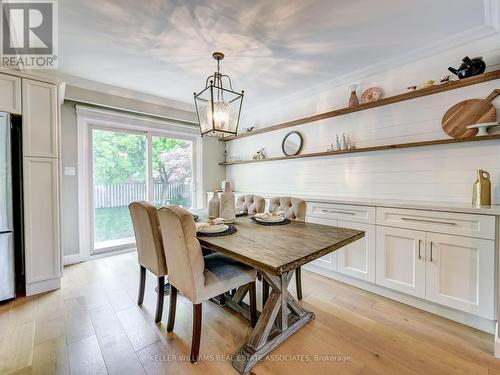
[254,211,284,219]
[196,218,226,231]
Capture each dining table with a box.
[193,210,365,374]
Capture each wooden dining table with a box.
[193,211,365,374]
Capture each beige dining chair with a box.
[157,205,257,363]
[236,194,266,214]
[267,196,307,301]
[129,201,168,323]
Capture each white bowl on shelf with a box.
[466,122,499,136]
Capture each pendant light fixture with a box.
[193,52,244,138]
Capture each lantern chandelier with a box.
[193,52,244,138]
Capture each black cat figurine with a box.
[448,56,486,79]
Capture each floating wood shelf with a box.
[222,69,500,142]
[219,135,500,165]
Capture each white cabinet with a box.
[22,79,58,158]
[0,73,21,114]
[306,216,338,272]
[337,221,376,283]
[376,226,426,298]
[24,158,60,289]
[425,233,494,320]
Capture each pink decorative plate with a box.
[361,87,384,103]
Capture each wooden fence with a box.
[94,182,188,208]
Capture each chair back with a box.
[269,197,306,221]
[129,201,167,276]
[236,195,265,214]
[157,206,205,303]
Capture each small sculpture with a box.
[252,148,266,160]
[448,56,486,79]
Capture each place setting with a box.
[195,217,237,237]
[250,210,291,226]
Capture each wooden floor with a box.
[0,251,498,375]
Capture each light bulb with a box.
[207,100,229,131]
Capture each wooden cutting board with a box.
[442,89,499,138]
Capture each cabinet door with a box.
[22,79,58,157]
[337,221,375,283]
[306,216,338,271]
[24,157,60,284]
[376,226,426,298]
[0,73,21,114]
[425,233,494,319]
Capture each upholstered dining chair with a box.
[236,194,266,214]
[129,201,167,323]
[266,196,307,301]
[157,205,257,364]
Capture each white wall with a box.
[226,33,500,204]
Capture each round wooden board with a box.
[441,99,496,138]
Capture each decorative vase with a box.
[220,182,235,223]
[472,170,491,207]
[208,191,220,219]
[348,84,359,107]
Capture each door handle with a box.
[430,241,433,262]
[418,239,422,260]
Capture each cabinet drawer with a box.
[377,207,495,240]
[307,202,375,224]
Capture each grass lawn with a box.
[94,206,134,242]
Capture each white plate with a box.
[255,216,285,223]
[198,224,229,234]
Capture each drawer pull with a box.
[418,239,422,260]
[320,209,356,215]
[430,241,434,262]
[401,217,457,226]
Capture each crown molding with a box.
[485,0,500,30]
[247,23,499,116]
[41,71,195,113]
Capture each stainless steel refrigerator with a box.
[0,112,16,301]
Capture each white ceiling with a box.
[55,0,489,111]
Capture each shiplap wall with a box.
[226,34,500,204]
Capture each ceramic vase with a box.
[220,182,235,223]
[208,191,220,219]
[348,84,359,107]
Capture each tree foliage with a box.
[93,130,192,185]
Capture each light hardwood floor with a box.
[0,251,498,375]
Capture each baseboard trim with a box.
[26,277,61,296]
[303,264,496,334]
[63,253,82,265]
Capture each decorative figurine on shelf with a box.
[223,150,228,164]
[440,74,453,83]
[407,85,417,92]
[348,83,359,107]
[448,56,486,79]
[252,148,266,160]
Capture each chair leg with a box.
[190,303,202,364]
[262,278,269,306]
[295,267,303,301]
[137,266,146,305]
[155,276,165,323]
[167,285,177,332]
[248,281,257,328]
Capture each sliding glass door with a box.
[92,128,147,253]
[90,127,195,254]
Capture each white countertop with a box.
[231,192,500,216]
